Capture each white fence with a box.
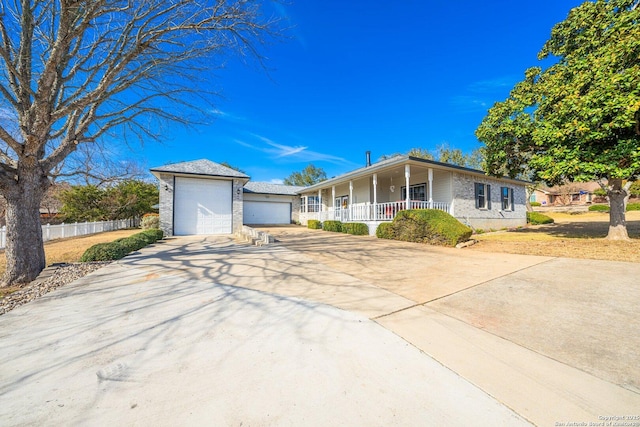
[309,200,450,223]
[0,219,138,249]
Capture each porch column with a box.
[428,168,434,208]
[318,189,322,213]
[349,181,353,221]
[332,186,336,220]
[373,174,378,221]
[405,165,410,210]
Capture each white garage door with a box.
[174,177,232,235]
[243,201,291,225]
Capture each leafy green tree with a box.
[60,180,158,222]
[630,180,640,198]
[104,181,159,220]
[284,164,328,186]
[435,144,467,167]
[59,186,108,222]
[407,148,434,160]
[220,162,246,174]
[466,148,486,171]
[406,145,485,169]
[476,0,640,240]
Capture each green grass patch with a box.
[527,211,555,225]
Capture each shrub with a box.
[375,222,394,239]
[527,211,554,225]
[80,241,129,262]
[588,204,609,212]
[80,230,164,262]
[626,202,640,211]
[530,201,541,207]
[386,209,472,247]
[342,222,369,235]
[307,220,322,229]
[115,234,149,252]
[593,188,608,197]
[141,228,164,241]
[141,213,160,229]
[323,220,343,232]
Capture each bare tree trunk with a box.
[606,178,630,241]
[2,174,46,286]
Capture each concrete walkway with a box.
[0,236,528,426]
[1,230,639,426]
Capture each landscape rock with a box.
[0,262,110,315]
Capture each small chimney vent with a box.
[366,151,371,167]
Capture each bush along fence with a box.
[0,218,139,249]
[81,229,164,262]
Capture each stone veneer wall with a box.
[451,172,527,230]
[232,179,244,232]
[291,195,302,223]
[158,173,174,237]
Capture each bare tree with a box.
[0,0,279,285]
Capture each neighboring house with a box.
[531,182,601,206]
[150,159,303,236]
[151,157,527,237]
[298,155,527,232]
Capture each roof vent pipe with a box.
[366,151,371,167]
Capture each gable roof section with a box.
[243,182,305,196]
[150,159,249,179]
[299,155,528,193]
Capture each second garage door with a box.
[243,201,291,225]
[174,177,232,235]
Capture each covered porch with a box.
[299,160,454,225]
[309,200,450,223]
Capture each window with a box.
[401,183,426,201]
[308,196,320,213]
[571,194,580,202]
[475,183,491,209]
[300,196,320,213]
[335,195,348,209]
[501,187,514,211]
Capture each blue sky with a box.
[138,0,585,183]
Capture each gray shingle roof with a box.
[243,181,306,195]
[150,159,249,179]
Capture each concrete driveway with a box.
[1,228,639,426]
[1,236,528,426]
[258,226,640,425]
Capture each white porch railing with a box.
[0,218,138,249]
[308,201,450,223]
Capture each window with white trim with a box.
[501,187,514,211]
[401,183,427,201]
[300,197,307,213]
[307,196,320,212]
[475,183,491,209]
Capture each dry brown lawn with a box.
[0,228,140,297]
[470,211,640,263]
